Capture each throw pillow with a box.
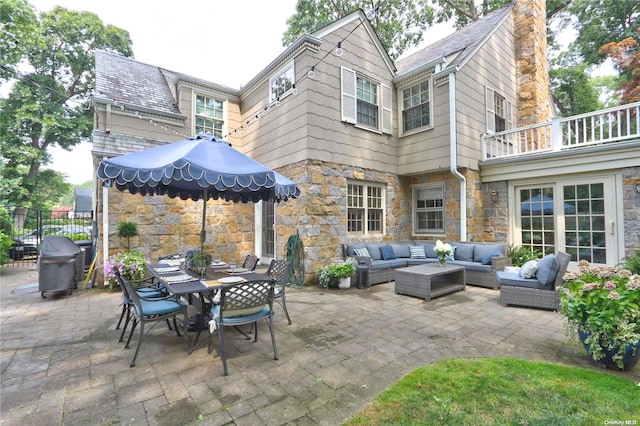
[409,245,426,259]
[481,251,501,265]
[446,246,456,261]
[536,254,559,286]
[519,260,538,279]
[354,247,370,257]
[379,245,396,260]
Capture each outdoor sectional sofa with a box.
[343,240,511,289]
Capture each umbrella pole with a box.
[200,188,207,252]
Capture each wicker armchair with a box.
[498,251,571,310]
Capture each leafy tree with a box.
[599,28,640,104]
[0,5,132,226]
[432,0,512,28]
[282,0,436,60]
[0,0,38,81]
[549,51,602,116]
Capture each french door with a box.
[255,200,275,264]
[515,176,618,265]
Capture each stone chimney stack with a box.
[514,0,551,126]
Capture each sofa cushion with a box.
[390,244,411,259]
[520,260,538,279]
[371,259,406,270]
[496,271,546,289]
[474,244,505,262]
[379,245,396,260]
[366,244,383,260]
[536,254,559,287]
[454,243,474,262]
[481,251,501,265]
[409,245,426,259]
[346,244,366,257]
[450,260,492,272]
[415,242,437,258]
[406,258,437,266]
[354,247,370,257]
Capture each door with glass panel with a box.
[261,200,275,263]
[516,177,616,265]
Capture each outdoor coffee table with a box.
[395,263,466,301]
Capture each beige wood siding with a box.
[455,15,516,171]
[397,75,451,175]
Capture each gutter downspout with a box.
[448,72,467,241]
[102,156,109,286]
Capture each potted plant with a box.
[116,221,139,250]
[104,249,149,290]
[185,249,211,276]
[506,244,543,268]
[558,260,640,370]
[317,259,356,289]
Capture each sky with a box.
[32,0,301,184]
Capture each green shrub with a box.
[507,244,543,267]
[618,249,640,274]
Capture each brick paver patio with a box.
[1,266,638,425]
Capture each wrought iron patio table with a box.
[148,264,271,352]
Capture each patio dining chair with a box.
[116,277,175,343]
[116,272,189,367]
[207,278,278,375]
[265,259,292,324]
[242,254,260,271]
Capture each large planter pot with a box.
[338,276,351,289]
[578,330,640,371]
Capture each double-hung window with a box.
[347,182,384,234]
[413,185,444,234]
[195,95,224,137]
[269,61,295,103]
[485,87,513,133]
[341,67,392,134]
[401,80,431,134]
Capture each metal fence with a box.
[3,208,95,268]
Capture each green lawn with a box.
[346,358,640,425]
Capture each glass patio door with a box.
[516,176,617,265]
[261,200,275,263]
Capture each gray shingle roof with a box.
[95,50,180,115]
[395,4,513,76]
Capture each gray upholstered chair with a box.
[498,251,571,310]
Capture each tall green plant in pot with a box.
[117,221,138,250]
[507,244,543,267]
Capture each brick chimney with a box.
[514,0,551,126]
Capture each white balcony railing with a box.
[482,101,640,160]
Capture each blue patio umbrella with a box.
[97,134,300,250]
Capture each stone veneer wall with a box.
[514,0,551,126]
[623,166,640,255]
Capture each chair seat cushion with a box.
[497,271,549,289]
[139,298,186,316]
[211,304,270,322]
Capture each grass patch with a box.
[346,358,640,425]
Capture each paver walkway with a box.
[1,266,638,425]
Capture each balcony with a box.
[482,101,640,160]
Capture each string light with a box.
[307,66,316,79]
[335,42,344,57]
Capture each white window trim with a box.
[347,180,386,236]
[412,183,445,235]
[485,86,513,134]
[398,78,434,136]
[193,91,226,138]
[341,67,392,135]
[269,60,295,103]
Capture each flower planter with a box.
[338,276,351,289]
[578,330,640,371]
